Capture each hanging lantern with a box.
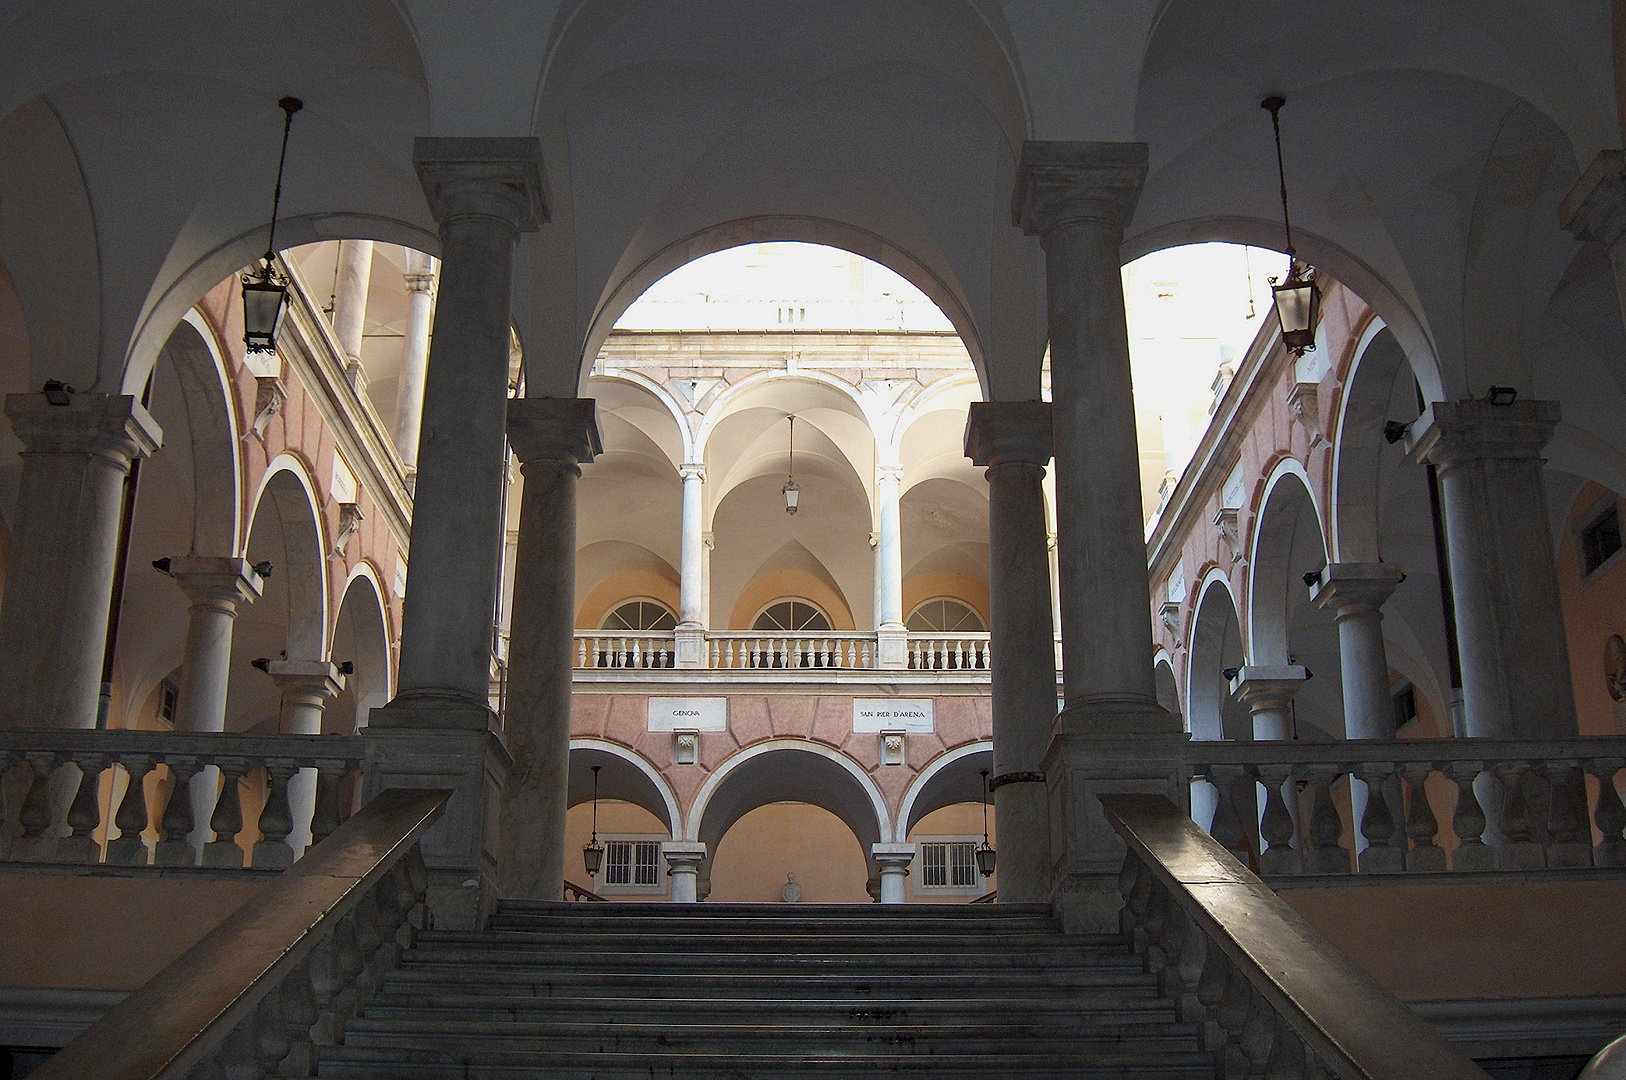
[583,764,605,876]
[1261,96,1320,358]
[241,96,302,354]
[976,768,997,877]
[782,414,800,514]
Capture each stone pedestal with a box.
[266,659,344,861]
[498,398,600,901]
[0,393,161,729]
[662,841,706,903]
[377,136,547,734]
[394,249,437,469]
[871,844,915,904]
[169,558,264,733]
[363,723,509,929]
[1407,399,1578,738]
[1014,141,1184,931]
[1228,666,1311,742]
[1312,563,1405,739]
[966,400,1056,906]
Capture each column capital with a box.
[679,462,706,482]
[964,400,1052,468]
[506,397,602,470]
[870,843,916,870]
[875,462,905,485]
[1311,562,1404,615]
[264,659,345,703]
[168,556,264,611]
[1228,665,1310,711]
[414,137,548,232]
[5,392,162,464]
[1012,141,1148,239]
[1560,149,1626,248]
[403,248,438,294]
[1405,397,1559,470]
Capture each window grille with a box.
[920,841,978,888]
[603,839,661,887]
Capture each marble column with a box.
[1407,399,1578,738]
[168,558,263,733]
[874,462,906,668]
[366,137,541,929]
[1560,150,1626,336]
[965,400,1056,905]
[1311,563,1405,739]
[0,393,161,729]
[1013,141,1185,932]
[674,463,706,667]
[394,249,437,474]
[662,841,706,903]
[872,843,915,904]
[498,397,601,900]
[264,659,344,863]
[1228,666,1311,741]
[331,239,374,392]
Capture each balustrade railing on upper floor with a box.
[570,630,1005,673]
[0,729,364,871]
[1189,736,1626,878]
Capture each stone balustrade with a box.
[1104,792,1491,1080]
[1189,736,1626,876]
[571,630,1010,673]
[906,634,991,671]
[0,729,364,871]
[575,631,677,669]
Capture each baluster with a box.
[59,755,107,864]
[155,759,200,866]
[279,956,321,1075]
[1119,850,1153,951]
[11,753,55,861]
[1446,761,1494,870]
[1496,762,1545,870]
[1402,762,1446,871]
[576,638,586,667]
[959,639,971,669]
[1303,766,1350,874]
[791,637,803,668]
[1238,984,1278,1080]
[1196,939,1232,1052]
[1355,763,1402,873]
[329,913,367,1026]
[1204,766,1253,865]
[634,636,646,668]
[1588,759,1626,867]
[311,761,348,847]
[1545,760,1592,868]
[252,761,297,870]
[1265,1011,1312,1080]
[1216,954,1257,1079]
[203,758,246,868]
[107,757,154,866]
[1256,765,1301,875]
[862,640,873,668]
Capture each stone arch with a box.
[687,740,890,889]
[1186,570,1247,742]
[328,566,391,734]
[896,741,994,843]
[1330,318,1412,564]
[589,370,695,466]
[1153,650,1181,725]
[569,738,682,839]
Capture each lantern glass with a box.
[583,839,604,877]
[782,479,799,514]
[975,842,997,877]
[241,272,289,354]
[1270,271,1319,354]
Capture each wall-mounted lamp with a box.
[241,97,303,354]
[42,380,73,407]
[1222,666,1241,682]
[151,557,173,576]
[252,560,274,579]
[976,768,997,877]
[1262,96,1320,357]
[1487,386,1518,407]
[1302,569,1322,588]
[337,660,355,675]
[583,764,604,877]
[1382,420,1411,445]
[782,414,800,515]
[250,657,272,673]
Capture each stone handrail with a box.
[0,729,365,870]
[1187,736,1626,875]
[1102,792,1491,1080]
[28,787,447,1080]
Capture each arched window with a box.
[753,599,832,633]
[603,600,678,632]
[906,598,985,633]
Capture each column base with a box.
[370,691,496,732]
[364,721,510,930]
[1044,697,1187,934]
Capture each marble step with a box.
[396,945,1144,974]
[417,927,1124,954]
[493,901,1057,919]
[316,1044,1217,1079]
[484,912,1065,935]
[337,1018,1203,1057]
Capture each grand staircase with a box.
[315,900,1215,1079]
